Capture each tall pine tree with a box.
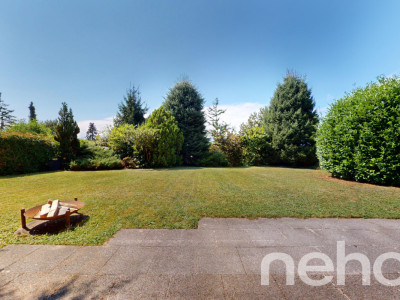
[54,102,80,167]
[264,72,318,166]
[86,122,98,141]
[28,101,37,121]
[164,80,209,165]
[114,86,148,127]
[0,93,16,130]
[207,98,228,138]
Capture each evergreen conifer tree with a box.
[86,122,98,141]
[114,86,148,126]
[54,102,80,167]
[28,101,37,121]
[164,80,209,165]
[0,93,16,130]
[264,72,318,166]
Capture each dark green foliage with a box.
[70,143,123,171]
[240,109,273,166]
[213,130,243,166]
[86,122,98,141]
[54,102,80,168]
[145,107,184,167]
[195,150,229,167]
[43,119,58,135]
[114,86,148,127]
[317,76,400,186]
[28,102,37,121]
[264,73,318,166]
[0,93,16,130]
[0,132,55,175]
[6,120,52,137]
[164,80,209,165]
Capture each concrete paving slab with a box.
[167,274,225,299]
[333,274,400,299]
[4,245,77,274]
[147,247,197,275]
[0,245,39,269]
[50,245,120,275]
[197,247,245,274]
[98,246,158,276]
[222,274,284,298]
[3,217,400,299]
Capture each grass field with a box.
[0,167,399,247]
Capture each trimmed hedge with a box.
[316,76,400,186]
[0,132,55,175]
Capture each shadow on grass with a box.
[0,170,64,180]
[27,214,89,235]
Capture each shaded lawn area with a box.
[0,167,399,247]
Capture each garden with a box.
[0,73,399,247]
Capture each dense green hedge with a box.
[0,132,55,175]
[317,76,400,186]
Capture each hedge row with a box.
[0,132,55,175]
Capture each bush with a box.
[145,107,184,167]
[240,123,274,166]
[6,120,53,137]
[108,124,136,158]
[316,76,400,186]
[195,149,229,167]
[131,126,159,167]
[0,132,55,175]
[69,144,123,171]
[213,130,244,166]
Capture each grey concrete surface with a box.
[1,218,400,299]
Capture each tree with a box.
[164,80,209,165]
[28,101,37,121]
[317,76,400,186]
[264,72,318,166]
[114,86,148,127]
[0,93,16,130]
[6,120,52,137]
[86,122,98,141]
[145,106,184,167]
[43,119,58,135]
[207,98,228,138]
[54,102,80,167]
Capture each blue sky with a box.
[1,0,399,136]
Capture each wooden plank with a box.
[58,206,69,216]
[47,200,59,217]
[39,204,51,217]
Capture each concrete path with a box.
[1,218,400,299]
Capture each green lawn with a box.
[1,167,399,247]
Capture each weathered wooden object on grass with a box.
[22,197,85,229]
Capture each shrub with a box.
[240,125,274,166]
[213,130,243,166]
[0,132,55,175]
[108,124,136,158]
[6,120,53,137]
[131,126,159,167]
[69,144,123,171]
[196,149,229,167]
[145,107,184,167]
[316,76,400,186]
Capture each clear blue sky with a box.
[1,0,399,133]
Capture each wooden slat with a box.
[39,204,51,217]
[58,206,69,216]
[47,200,59,217]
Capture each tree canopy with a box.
[114,86,148,127]
[164,80,209,165]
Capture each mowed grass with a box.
[0,167,399,247]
